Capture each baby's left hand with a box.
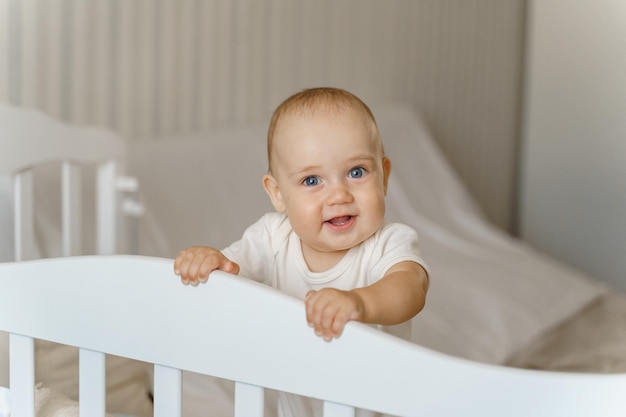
[304,288,365,341]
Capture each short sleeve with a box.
[221,212,290,285]
[367,222,428,284]
[221,214,274,283]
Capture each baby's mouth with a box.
[326,216,353,226]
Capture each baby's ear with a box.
[262,174,286,212]
[382,156,392,195]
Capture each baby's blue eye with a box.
[303,176,320,186]
[348,167,365,178]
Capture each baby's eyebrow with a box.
[346,154,377,165]
[287,164,322,180]
[293,164,321,173]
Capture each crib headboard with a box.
[1,255,626,417]
[0,102,138,260]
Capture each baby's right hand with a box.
[173,246,240,286]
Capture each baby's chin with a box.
[319,234,375,254]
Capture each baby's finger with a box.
[176,250,194,279]
[320,306,337,335]
[188,254,211,285]
[321,305,348,341]
[309,301,339,341]
[221,261,240,275]
[330,311,351,338]
[173,250,189,275]
[305,291,327,327]
[197,260,216,283]
[180,253,204,285]
[304,291,315,325]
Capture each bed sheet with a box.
[507,291,626,373]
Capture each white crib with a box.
[1,103,626,417]
[2,255,625,417]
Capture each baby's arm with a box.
[173,246,240,286]
[305,261,428,341]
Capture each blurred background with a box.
[1,0,625,289]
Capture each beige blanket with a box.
[35,384,117,417]
[506,292,626,373]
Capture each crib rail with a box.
[1,255,626,417]
[1,103,146,261]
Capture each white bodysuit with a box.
[221,212,427,416]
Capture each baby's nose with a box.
[326,182,353,205]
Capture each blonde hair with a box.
[267,87,382,173]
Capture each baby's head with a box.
[263,87,392,265]
[267,87,383,175]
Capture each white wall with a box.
[520,0,626,289]
[0,0,526,231]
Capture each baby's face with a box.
[264,107,390,267]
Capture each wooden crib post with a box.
[9,334,35,417]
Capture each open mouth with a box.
[325,215,355,227]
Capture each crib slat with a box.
[323,401,355,417]
[13,171,34,261]
[97,160,117,255]
[153,365,182,417]
[62,162,82,256]
[9,334,35,417]
[79,348,106,417]
[234,382,264,417]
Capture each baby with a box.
[174,87,428,342]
